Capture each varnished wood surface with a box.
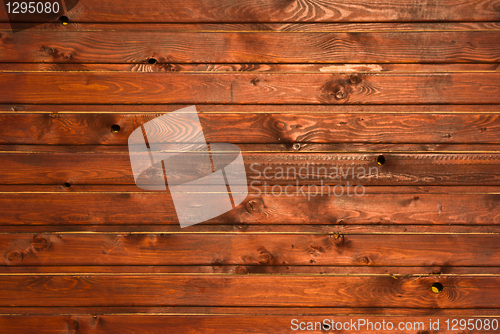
[2,0,500,23]
[1,306,499,316]
[1,233,499,266]
[2,62,500,73]
[0,274,498,308]
[1,112,500,145]
[2,25,500,63]
[2,265,500,275]
[1,307,500,334]
[2,72,500,104]
[0,314,499,334]
[0,150,499,185]
[1,0,500,331]
[0,187,498,225]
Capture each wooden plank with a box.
[1,112,500,145]
[0,188,498,225]
[1,306,500,316]
[1,233,499,266]
[0,224,499,233]
[0,151,499,185]
[2,103,499,113]
[1,72,500,104]
[1,0,499,23]
[1,314,500,334]
[2,28,500,63]
[1,62,500,73]
[4,22,500,32]
[3,143,500,154]
[1,266,499,275]
[0,275,498,308]
[1,184,497,193]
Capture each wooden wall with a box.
[0,0,499,333]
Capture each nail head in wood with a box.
[59,16,69,25]
[431,282,444,293]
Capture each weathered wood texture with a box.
[0,275,498,308]
[1,0,500,331]
[2,72,500,104]
[1,61,500,72]
[1,313,500,334]
[2,265,500,275]
[2,0,500,22]
[1,233,499,266]
[1,112,500,145]
[2,26,500,63]
[0,151,499,185]
[1,306,499,316]
[0,188,498,225]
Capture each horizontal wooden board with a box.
[2,28,500,63]
[0,189,499,225]
[0,224,499,233]
[1,265,499,275]
[1,0,500,23]
[2,72,500,104]
[1,112,500,145]
[1,313,500,334]
[3,104,500,113]
[0,275,498,308]
[4,143,500,154]
[0,150,499,185]
[1,184,497,193]
[1,233,499,266]
[1,306,500,316]
[3,144,500,157]
[1,62,500,73]
[4,22,500,32]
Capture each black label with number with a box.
[2,0,79,32]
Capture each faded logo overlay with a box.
[2,0,79,32]
[128,105,248,228]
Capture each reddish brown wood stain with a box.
[0,0,499,333]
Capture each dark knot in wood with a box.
[332,233,345,246]
[335,89,347,100]
[349,75,362,85]
[32,236,48,250]
[245,199,262,213]
[5,251,23,263]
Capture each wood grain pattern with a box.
[2,62,500,73]
[1,233,499,266]
[0,189,498,225]
[2,29,500,63]
[2,112,500,145]
[3,103,499,113]
[0,275,498,308]
[0,150,499,185]
[1,0,500,328]
[4,143,500,154]
[4,22,500,32]
[2,0,500,23]
[1,306,500,316]
[2,72,500,104]
[2,265,500,275]
[1,314,499,334]
[1,223,499,233]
